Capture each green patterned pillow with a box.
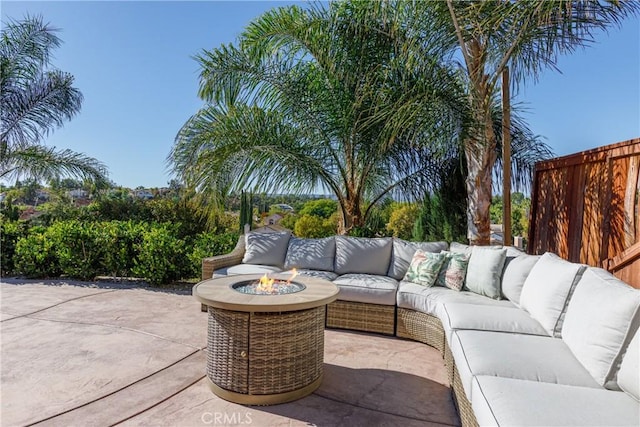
[403,250,446,287]
[436,251,469,291]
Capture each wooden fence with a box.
[528,138,640,288]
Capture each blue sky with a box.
[2,1,639,189]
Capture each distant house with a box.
[264,213,283,226]
[35,189,50,202]
[252,224,290,234]
[67,189,88,200]
[274,204,294,213]
[134,189,154,200]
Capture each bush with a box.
[189,232,240,277]
[45,221,104,280]
[1,221,25,275]
[97,221,148,278]
[387,204,419,240]
[14,227,60,278]
[294,214,336,238]
[132,224,189,286]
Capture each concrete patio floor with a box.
[1,278,460,427]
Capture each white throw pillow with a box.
[464,247,507,300]
[562,268,640,390]
[284,237,335,271]
[618,329,639,400]
[242,231,291,267]
[519,252,585,337]
[501,254,541,306]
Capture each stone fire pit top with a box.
[193,274,339,312]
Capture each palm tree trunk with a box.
[338,196,364,235]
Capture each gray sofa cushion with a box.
[519,252,586,337]
[334,236,392,276]
[284,237,335,271]
[396,281,515,318]
[450,330,600,400]
[387,238,448,280]
[501,254,540,306]
[332,274,398,306]
[217,264,283,276]
[562,267,640,390]
[440,303,548,342]
[464,247,507,299]
[471,376,640,427]
[618,329,639,401]
[284,269,338,282]
[242,231,291,267]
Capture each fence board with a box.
[528,138,640,288]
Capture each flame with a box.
[286,268,299,285]
[256,273,275,293]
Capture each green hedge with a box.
[6,219,238,285]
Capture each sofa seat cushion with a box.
[450,330,600,400]
[284,237,335,271]
[562,267,640,389]
[471,376,639,427]
[334,236,392,276]
[396,281,515,318]
[440,304,548,342]
[332,274,398,306]
[387,238,448,280]
[216,264,283,276]
[242,231,291,267]
[284,269,338,282]
[519,252,586,337]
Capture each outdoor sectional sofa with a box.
[201,231,640,426]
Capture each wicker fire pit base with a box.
[194,274,339,405]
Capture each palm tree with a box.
[0,15,108,184]
[171,2,468,233]
[417,1,640,244]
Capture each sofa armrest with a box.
[201,235,246,280]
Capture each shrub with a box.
[0,221,25,275]
[294,214,336,238]
[46,221,104,280]
[132,224,189,286]
[96,221,148,278]
[14,227,60,278]
[189,232,240,277]
[387,204,419,240]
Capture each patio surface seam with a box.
[313,390,459,426]
[0,289,119,323]
[24,349,205,427]
[14,313,205,350]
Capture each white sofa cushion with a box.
[440,304,547,342]
[464,247,507,299]
[519,252,586,337]
[333,274,398,306]
[217,264,283,276]
[562,267,640,390]
[618,329,640,401]
[396,282,515,318]
[450,330,600,399]
[471,376,640,427]
[501,254,540,306]
[242,231,291,267]
[334,236,392,276]
[284,237,335,271]
[386,238,448,280]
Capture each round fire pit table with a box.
[193,273,339,405]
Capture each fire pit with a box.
[193,273,339,405]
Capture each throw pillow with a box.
[436,251,469,291]
[464,247,508,299]
[403,250,446,287]
[386,238,448,280]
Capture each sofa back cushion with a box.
[335,236,392,275]
[618,328,639,401]
[387,238,448,280]
[519,252,585,337]
[562,267,640,390]
[284,237,335,271]
[501,254,541,306]
[242,231,291,268]
[464,247,507,300]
